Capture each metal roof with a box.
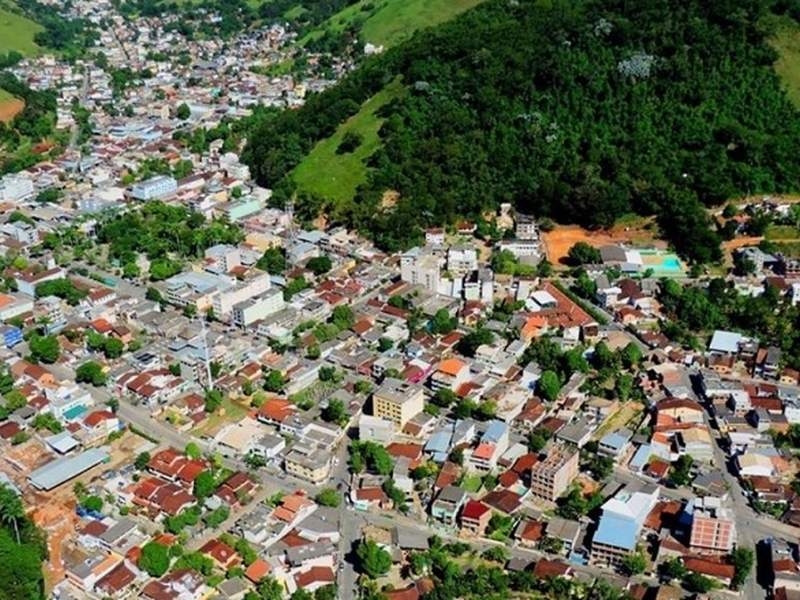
[29,448,108,490]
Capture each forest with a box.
[244,0,800,262]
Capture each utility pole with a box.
[200,315,213,390]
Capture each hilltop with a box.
[244,0,800,262]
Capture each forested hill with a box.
[243,0,800,261]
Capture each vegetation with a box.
[348,440,393,475]
[246,0,800,262]
[0,483,46,600]
[139,541,170,577]
[0,73,57,174]
[0,6,41,56]
[75,361,107,386]
[355,539,391,578]
[28,333,59,364]
[314,488,341,508]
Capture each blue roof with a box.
[629,444,651,470]
[482,420,507,444]
[425,431,452,454]
[599,430,631,452]
[45,431,80,454]
[593,513,639,551]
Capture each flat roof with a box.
[29,448,109,490]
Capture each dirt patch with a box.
[30,500,76,592]
[0,98,23,123]
[542,221,664,265]
[380,189,399,209]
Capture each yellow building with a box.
[372,378,425,427]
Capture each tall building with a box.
[130,175,178,201]
[529,444,579,501]
[372,378,425,427]
[590,486,659,567]
[689,505,736,554]
[400,249,441,294]
[232,289,285,328]
[515,213,539,240]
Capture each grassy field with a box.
[766,223,800,240]
[766,13,800,108]
[291,78,404,203]
[304,0,485,48]
[0,88,12,102]
[0,4,42,56]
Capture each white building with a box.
[232,288,285,328]
[130,175,178,201]
[0,174,34,202]
[213,271,271,321]
[400,249,441,294]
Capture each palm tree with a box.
[0,483,25,543]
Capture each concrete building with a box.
[0,173,34,202]
[529,443,579,502]
[212,271,271,321]
[590,486,659,568]
[130,175,178,201]
[283,443,331,484]
[0,293,34,321]
[400,249,441,294]
[468,420,510,471]
[515,213,539,240]
[372,378,425,428]
[232,288,286,328]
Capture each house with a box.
[141,569,209,600]
[459,500,492,536]
[431,485,467,525]
[199,538,239,570]
[468,420,510,471]
[598,428,633,460]
[682,557,735,586]
[689,507,736,554]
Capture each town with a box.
[2,2,800,600]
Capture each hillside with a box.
[0,1,42,56]
[244,0,800,261]
[302,0,485,49]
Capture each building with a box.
[590,486,659,568]
[0,324,22,347]
[29,449,109,490]
[372,378,425,427]
[689,507,736,554]
[468,420,510,471]
[283,443,331,484]
[529,444,579,502]
[515,213,539,240]
[130,175,178,201]
[0,173,34,202]
[212,271,271,321]
[460,500,492,536]
[0,293,34,322]
[431,485,467,525]
[232,288,285,328]
[400,249,441,294]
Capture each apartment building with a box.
[212,271,271,320]
[400,249,441,294]
[372,378,425,427]
[130,175,177,200]
[232,288,286,328]
[529,443,579,502]
[590,486,659,568]
[283,443,331,484]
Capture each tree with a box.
[568,242,601,265]
[0,484,24,543]
[306,255,332,276]
[28,333,60,364]
[429,308,457,335]
[355,540,391,578]
[31,412,62,433]
[539,535,563,555]
[194,470,216,499]
[314,488,341,508]
[621,551,647,575]
[185,442,202,459]
[314,585,338,600]
[336,130,363,154]
[134,451,151,470]
[330,305,355,330]
[668,454,694,487]
[527,428,550,452]
[321,398,347,426]
[75,361,107,386]
[263,369,286,392]
[660,557,687,582]
[432,388,458,408]
[619,342,643,369]
[176,103,191,120]
[145,286,162,302]
[80,495,103,512]
[257,577,285,600]
[482,546,509,563]
[205,389,223,413]
[457,327,494,357]
[683,572,718,593]
[139,542,170,577]
[731,546,754,589]
[204,505,229,528]
[256,247,286,274]
[537,370,561,401]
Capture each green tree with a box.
[683,572,718,593]
[621,550,647,575]
[731,546,754,589]
[185,442,202,459]
[80,495,103,512]
[176,103,191,120]
[567,242,601,265]
[28,334,60,364]
[330,305,355,330]
[619,342,643,369]
[0,484,24,543]
[429,308,457,335]
[256,247,287,274]
[194,470,217,499]
[659,557,686,582]
[320,398,347,426]
[75,361,107,386]
[139,542,170,577]
[314,488,341,508]
[355,539,391,578]
[306,255,332,275]
[263,370,286,392]
[537,370,561,401]
[205,389,223,413]
[134,451,151,470]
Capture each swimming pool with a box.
[639,250,685,275]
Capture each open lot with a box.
[541,217,663,265]
[0,95,24,123]
[766,13,800,108]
